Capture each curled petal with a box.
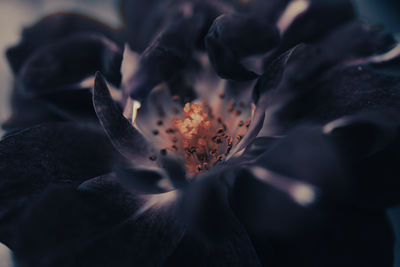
[93,72,154,166]
[6,13,122,74]
[278,0,354,48]
[19,33,123,95]
[324,110,400,207]
[206,13,279,81]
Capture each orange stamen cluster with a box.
[173,103,237,176]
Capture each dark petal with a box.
[39,88,97,122]
[80,190,184,267]
[93,72,155,166]
[227,105,265,158]
[4,34,123,132]
[15,173,184,266]
[120,0,167,52]
[78,173,140,211]
[13,184,134,267]
[0,123,121,249]
[231,171,394,267]
[280,22,394,87]
[126,15,204,101]
[6,13,123,75]
[2,90,65,134]
[324,111,400,207]
[205,13,279,81]
[159,156,188,189]
[252,126,350,202]
[259,24,399,134]
[19,33,122,95]
[113,167,173,194]
[325,110,399,159]
[267,65,400,134]
[226,47,298,153]
[279,0,355,50]
[121,0,232,52]
[253,44,299,102]
[168,173,261,266]
[239,136,280,160]
[125,0,234,100]
[248,0,291,23]
[164,228,261,267]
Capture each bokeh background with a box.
[0,0,399,266]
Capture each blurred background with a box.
[0,0,399,266]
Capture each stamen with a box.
[172,102,247,176]
[131,100,141,123]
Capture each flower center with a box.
[172,102,250,176]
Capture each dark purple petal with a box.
[93,72,155,166]
[38,88,96,122]
[2,91,65,134]
[13,184,136,266]
[164,229,262,267]
[231,171,394,267]
[247,0,291,23]
[126,16,202,101]
[0,123,121,249]
[205,13,279,81]
[125,1,232,101]
[120,0,167,52]
[324,110,400,207]
[78,173,140,210]
[258,23,399,134]
[239,136,280,160]
[6,13,123,75]
[4,34,123,132]
[253,126,350,202]
[121,0,232,52]
[169,172,262,266]
[13,172,184,266]
[279,0,355,51]
[19,33,122,94]
[265,65,400,133]
[113,167,173,194]
[78,190,184,266]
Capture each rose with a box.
[1,0,400,266]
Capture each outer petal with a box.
[324,110,400,207]
[12,169,185,267]
[166,172,262,266]
[6,12,122,74]
[231,171,394,267]
[120,0,233,52]
[258,23,399,134]
[125,1,232,101]
[278,0,355,49]
[19,34,122,94]
[205,13,279,81]
[4,34,123,133]
[0,122,121,248]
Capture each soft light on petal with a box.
[250,166,317,206]
[277,0,310,33]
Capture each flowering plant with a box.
[1,0,400,266]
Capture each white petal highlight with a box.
[250,166,317,206]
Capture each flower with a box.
[1,0,400,266]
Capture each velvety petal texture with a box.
[0,123,121,249]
